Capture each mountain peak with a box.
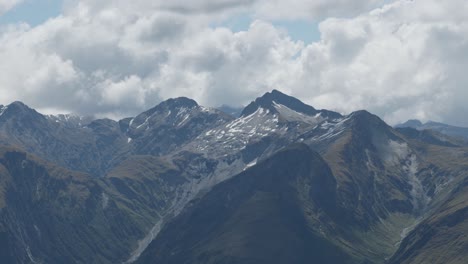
[142,97,199,118]
[395,119,423,128]
[0,101,42,121]
[349,110,388,126]
[240,90,342,121]
[162,97,198,109]
[8,101,30,111]
[241,89,318,117]
[270,89,286,97]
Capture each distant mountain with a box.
[217,105,244,117]
[396,119,468,141]
[0,91,467,264]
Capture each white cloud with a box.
[0,0,468,127]
[253,0,386,21]
[295,0,468,125]
[0,0,22,15]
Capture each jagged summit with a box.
[142,97,199,117]
[127,97,202,134]
[122,96,233,155]
[0,101,43,121]
[240,90,342,120]
[241,89,317,117]
[6,101,32,113]
[348,109,388,125]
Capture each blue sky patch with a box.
[0,0,63,26]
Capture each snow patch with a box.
[200,106,215,113]
[272,101,322,125]
[177,114,191,127]
[191,107,281,155]
[26,246,39,264]
[102,193,109,209]
[34,225,41,239]
[244,159,257,171]
[136,116,151,130]
[309,116,350,142]
[0,105,6,116]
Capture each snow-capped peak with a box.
[240,89,317,117]
[240,90,342,121]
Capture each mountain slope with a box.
[386,140,468,264]
[0,146,187,263]
[389,179,468,264]
[137,144,353,264]
[138,108,468,264]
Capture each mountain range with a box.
[0,90,466,263]
[396,119,468,142]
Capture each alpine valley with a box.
[0,90,466,264]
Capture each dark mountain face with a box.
[386,142,468,264]
[389,179,468,264]
[137,144,351,264]
[395,127,464,147]
[1,101,40,117]
[0,146,188,264]
[0,147,135,263]
[398,119,424,128]
[0,91,467,264]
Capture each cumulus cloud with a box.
[296,0,468,125]
[0,0,468,126]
